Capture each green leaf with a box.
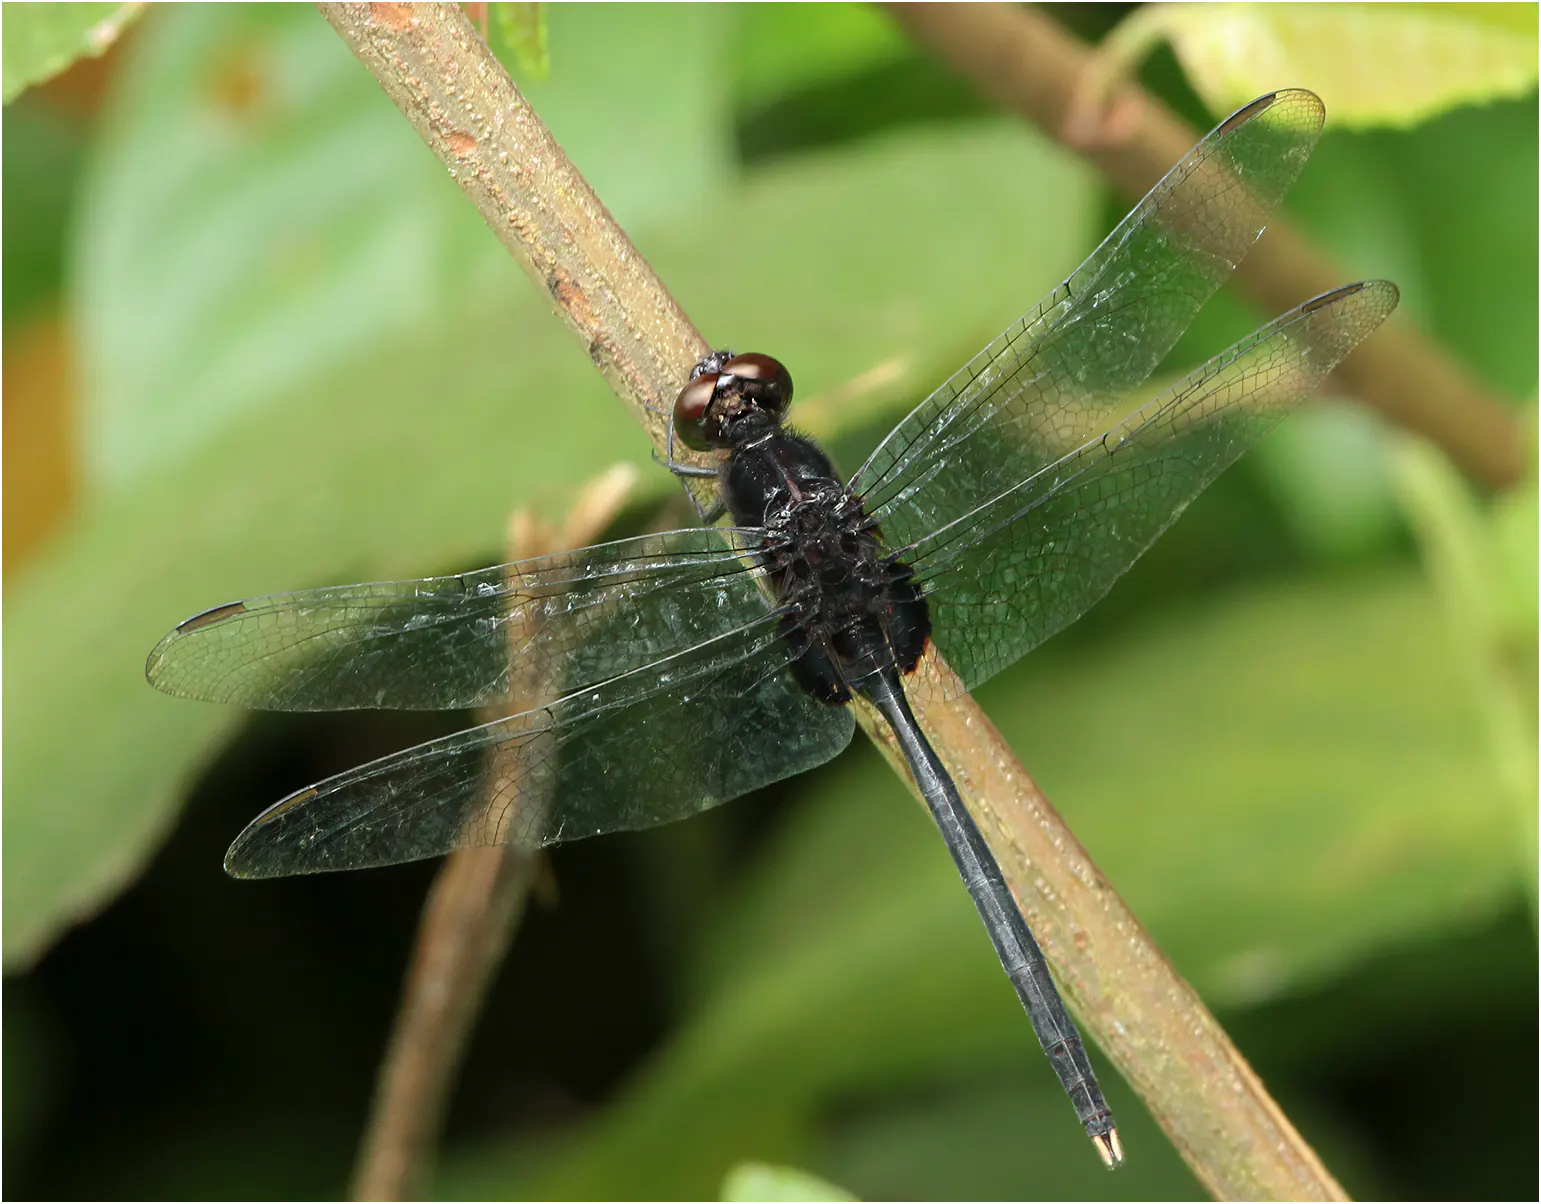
[1491,465,1539,640]
[1,2,140,104]
[819,1068,1394,1200]
[489,3,549,80]
[1373,97,1539,401]
[2,96,91,322]
[729,5,910,113]
[721,1162,856,1202]
[500,4,737,230]
[1391,436,1537,896]
[1250,403,1402,563]
[1104,2,1538,131]
[993,575,1520,1002]
[6,0,1091,970]
[819,1078,1200,1201]
[73,4,737,495]
[73,5,490,490]
[1244,99,1535,436]
[439,571,1518,1198]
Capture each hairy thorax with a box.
[722,428,930,704]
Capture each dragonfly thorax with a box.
[719,417,931,706]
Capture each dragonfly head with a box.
[674,351,793,451]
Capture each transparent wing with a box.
[908,281,1399,692]
[851,89,1326,549]
[223,605,855,877]
[147,527,775,711]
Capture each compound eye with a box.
[721,353,793,412]
[673,373,719,451]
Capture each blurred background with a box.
[4,4,1536,1200]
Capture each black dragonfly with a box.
[147,89,1397,1163]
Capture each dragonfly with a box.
[147,89,1397,1163]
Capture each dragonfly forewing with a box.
[907,280,1399,693]
[854,88,1327,557]
[146,528,774,711]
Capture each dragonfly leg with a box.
[648,412,725,522]
[651,450,725,520]
[652,446,717,480]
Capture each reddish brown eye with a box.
[721,353,793,409]
[673,373,719,451]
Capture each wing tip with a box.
[175,600,248,634]
[224,787,320,879]
[1300,279,1400,323]
[222,826,267,878]
[147,600,251,693]
[1217,92,1280,135]
[144,629,191,695]
[1215,87,1325,138]
[144,638,167,688]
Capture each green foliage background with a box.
[4,4,1535,1200]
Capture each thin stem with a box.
[351,845,537,1201]
[316,1,719,512]
[884,1,1524,492]
[322,3,1347,1200]
[349,467,637,1202]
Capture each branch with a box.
[317,1,720,511]
[352,846,536,1201]
[350,466,637,1201]
[321,3,1345,1199]
[885,1,1524,492]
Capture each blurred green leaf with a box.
[504,4,736,228]
[1490,472,1537,898]
[2,96,90,321]
[997,576,1520,1002]
[6,0,1091,969]
[820,1078,1197,1201]
[1375,97,1538,401]
[730,6,909,113]
[1390,439,1506,658]
[73,4,494,490]
[700,571,1523,1010]
[73,4,736,494]
[1,2,140,104]
[1491,465,1539,640]
[441,570,1517,1198]
[1283,126,1428,303]
[1251,403,1402,563]
[1391,436,1537,894]
[1105,3,1538,130]
[813,1066,1388,1201]
[489,3,549,81]
[721,1161,856,1202]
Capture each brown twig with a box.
[350,467,637,1201]
[884,1,1524,492]
[351,844,535,1201]
[322,3,1348,1200]
[317,1,719,511]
